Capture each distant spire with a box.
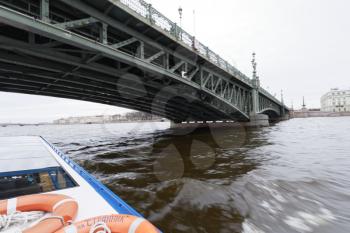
[302,96,306,108]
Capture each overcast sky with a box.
[1,0,349,123]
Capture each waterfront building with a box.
[321,88,350,112]
[53,115,114,124]
[53,112,162,125]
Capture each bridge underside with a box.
[0,36,251,123]
[0,0,288,123]
[0,45,245,123]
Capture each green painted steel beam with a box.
[55,17,99,29]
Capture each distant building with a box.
[53,112,162,125]
[308,108,321,112]
[54,115,118,125]
[321,88,350,112]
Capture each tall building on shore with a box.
[321,88,350,112]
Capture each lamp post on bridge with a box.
[178,6,183,40]
[178,6,183,28]
[244,52,269,127]
[281,89,285,116]
[251,52,260,114]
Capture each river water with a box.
[1,117,350,233]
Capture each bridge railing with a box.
[118,0,252,86]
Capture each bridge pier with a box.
[274,114,290,122]
[170,120,241,129]
[170,115,270,129]
[242,114,269,127]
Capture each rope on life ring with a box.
[0,194,78,233]
[89,222,111,233]
[55,214,158,233]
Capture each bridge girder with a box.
[0,50,229,122]
[258,108,281,119]
[0,44,234,122]
[258,94,282,116]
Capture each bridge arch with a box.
[259,108,281,121]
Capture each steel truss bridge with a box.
[0,0,289,123]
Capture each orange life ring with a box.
[0,194,78,233]
[55,214,158,233]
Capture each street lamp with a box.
[251,52,257,79]
[178,6,183,28]
[281,89,284,103]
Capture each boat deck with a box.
[0,136,141,222]
[0,136,59,174]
